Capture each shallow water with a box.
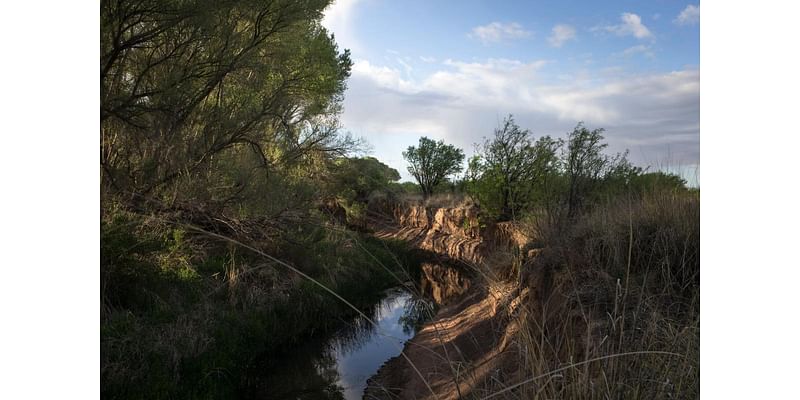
[332,288,418,398]
[252,287,433,399]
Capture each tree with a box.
[563,122,636,217]
[100,0,354,207]
[470,115,562,220]
[330,157,400,202]
[402,137,465,199]
[526,135,565,209]
[392,181,422,194]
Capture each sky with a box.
[322,0,700,185]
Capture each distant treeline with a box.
[395,115,692,222]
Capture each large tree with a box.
[100,0,353,207]
[402,137,465,199]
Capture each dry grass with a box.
[366,189,698,399]
[504,189,700,399]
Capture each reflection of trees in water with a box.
[331,288,438,353]
[251,337,345,400]
[399,295,437,335]
[328,308,378,355]
[329,288,409,354]
[252,288,436,399]
[322,288,437,356]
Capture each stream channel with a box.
[248,285,435,399]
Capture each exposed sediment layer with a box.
[365,282,522,400]
[373,203,528,266]
[365,203,531,399]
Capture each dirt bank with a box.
[365,202,530,399]
[365,281,523,399]
[364,194,700,399]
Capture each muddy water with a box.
[251,287,435,399]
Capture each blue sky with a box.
[323,0,700,185]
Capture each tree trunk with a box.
[422,186,431,200]
[500,187,512,221]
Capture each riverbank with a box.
[362,201,526,399]
[364,190,699,399]
[366,281,520,399]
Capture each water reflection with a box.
[399,295,436,335]
[253,287,435,400]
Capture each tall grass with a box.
[507,188,699,399]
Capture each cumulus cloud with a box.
[469,22,532,44]
[599,13,653,39]
[548,24,577,47]
[350,60,415,92]
[675,5,700,25]
[341,58,698,180]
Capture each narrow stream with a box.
[250,287,434,399]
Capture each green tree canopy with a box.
[629,171,688,193]
[468,115,562,220]
[402,137,465,199]
[101,0,353,208]
[330,156,401,202]
[563,122,638,216]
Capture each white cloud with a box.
[469,22,532,44]
[599,13,653,39]
[619,44,655,59]
[348,57,548,110]
[321,0,363,52]
[675,5,700,26]
[350,59,414,92]
[342,58,699,180]
[548,24,577,47]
